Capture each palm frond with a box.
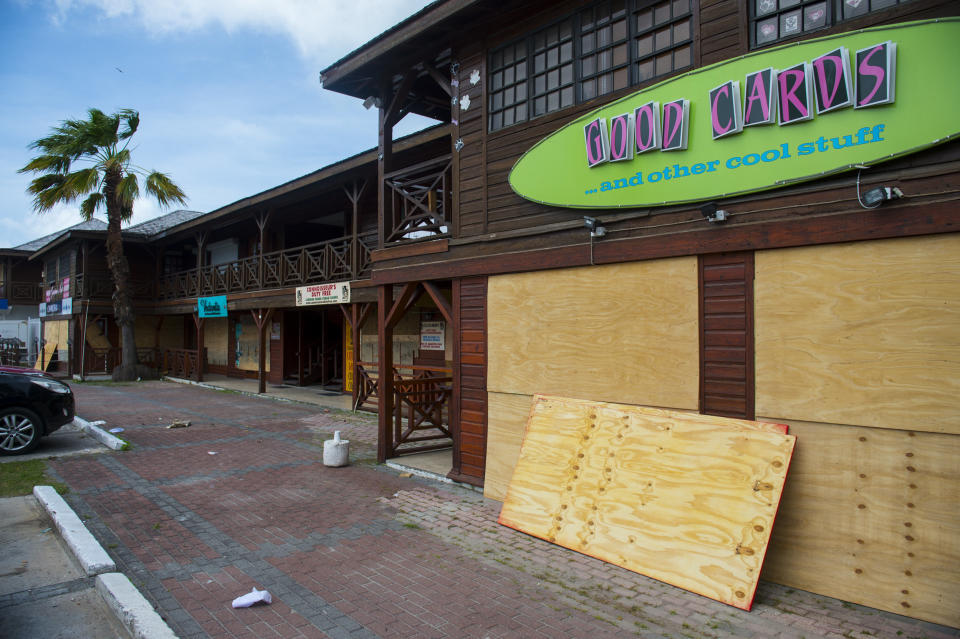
[118,109,140,140]
[80,193,105,220]
[145,171,187,208]
[63,168,101,197]
[19,154,71,175]
[25,174,69,212]
[118,173,140,208]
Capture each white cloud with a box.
[47,0,432,65]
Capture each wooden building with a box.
[317,0,960,627]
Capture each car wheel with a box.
[0,407,43,456]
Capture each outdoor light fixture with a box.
[583,216,607,238]
[700,203,728,224]
[861,185,904,208]
[856,168,904,209]
[362,96,381,110]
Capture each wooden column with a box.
[377,285,394,463]
[251,308,274,394]
[192,313,205,382]
[297,311,304,386]
[194,231,207,297]
[344,180,365,278]
[255,210,271,288]
[377,95,392,251]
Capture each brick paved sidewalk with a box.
[47,381,958,639]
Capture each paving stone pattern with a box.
[48,381,959,639]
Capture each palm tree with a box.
[19,108,187,380]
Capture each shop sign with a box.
[0,299,8,310]
[198,295,228,318]
[38,303,46,317]
[420,320,445,351]
[509,19,959,209]
[295,282,350,306]
[61,297,72,315]
[45,301,61,315]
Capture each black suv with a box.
[0,367,75,455]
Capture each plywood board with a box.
[499,394,795,610]
[760,418,960,628]
[755,235,960,435]
[35,342,57,371]
[487,258,700,410]
[485,391,787,502]
[484,392,536,502]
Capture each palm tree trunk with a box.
[104,168,141,379]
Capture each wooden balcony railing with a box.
[384,156,452,245]
[0,281,43,304]
[162,348,204,379]
[158,232,377,301]
[82,346,160,375]
[355,362,453,457]
[73,272,155,300]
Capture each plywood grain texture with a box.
[484,392,536,501]
[755,235,960,434]
[761,418,960,628]
[499,395,795,609]
[487,258,699,410]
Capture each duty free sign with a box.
[508,20,960,209]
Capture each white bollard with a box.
[323,430,350,467]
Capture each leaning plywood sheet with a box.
[499,395,795,610]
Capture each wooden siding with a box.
[453,276,488,483]
[700,252,754,420]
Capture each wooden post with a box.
[192,313,205,382]
[378,96,392,251]
[251,308,274,394]
[194,231,207,297]
[255,210,271,288]
[377,285,394,463]
[344,180,365,278]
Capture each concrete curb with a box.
[73,416,126,450]
[96,573,179,639]
[33,485,116,575]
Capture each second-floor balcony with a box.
[0,281,43,304]
[157,231,377,301]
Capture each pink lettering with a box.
[778,65,810,123]
[744,72,770,124]
[663,102,683,148]
[813,53,846,111]
[711,83,732,136]
[857,45,886,106]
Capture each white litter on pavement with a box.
[232,588,272,608]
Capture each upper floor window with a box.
[489,0,693,132]
[752,0,912,48]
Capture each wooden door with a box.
[699,252,755,420]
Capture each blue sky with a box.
[0,0,434,248]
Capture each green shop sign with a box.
[508,19,960,209]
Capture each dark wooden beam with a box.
[377,284,394,463]
[385,282,418,329]
[422,280,452,324]
[371,198,960,284]
[424,63,453,97]
[251,308,275,394]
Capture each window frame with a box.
[749,0,913,49]
[488,0,695,133]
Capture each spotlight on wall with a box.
[362,96,381,110]
[861,185,904,208]
[700,203,728,224]
[583,216,607,238]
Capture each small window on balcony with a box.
[751,0,912,48]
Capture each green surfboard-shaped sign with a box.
[508,19,960,209]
